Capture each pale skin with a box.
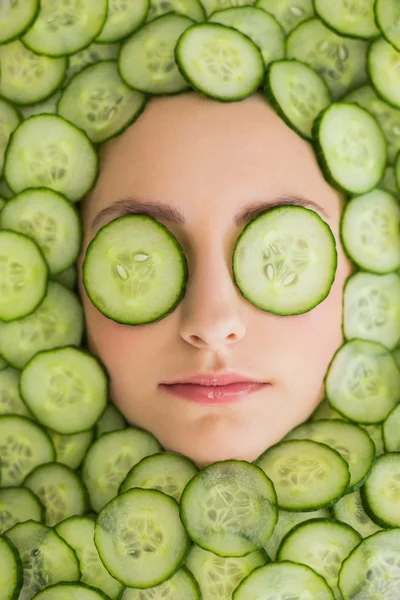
[78,91,353,468]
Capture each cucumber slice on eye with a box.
[375,0,400,52]
[361,453,400,528]
[368,38,400,109]
[146,0,205,22]
[118,567,200,599]
[0,0,39,44]
[83,215,188,325]
[175,23,264,101]
[314,0,380,40]
[383,403,400,452]
[232,205,337,316]
[0,534,23,600]
[96,0,150,43]
[180,461,278,558]
[332,489,382,538]
[0,487,45,535]
[0,98,21,179]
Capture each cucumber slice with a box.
[286,18,368,100]
[202,0,255,17]
[83,215,188,325]
[146,0,205,22]
[265,59,331,139]
[0,416,55,487]
[311,398,347,421]
[361,453,400,527]
[360,423,385,456]
[313,103,387,194]
[0,188,82,275]
[0,487,44,535]
[375,0,400,52]
[97,0,149,43]
[332,489,382,538]
[82,428,162,512]
[343,271,400,350]
[20,346,108,435]
[325,339,400,423]
[95,404,127,438]
[209,7,285,68]
[314,0,379,39]
[120,566,200,599]
[118,14,193,95]
[4,520,80,600]
[58,61,147,144]
[185,544,266,599]
[28,583,111,600]
[233,206,337,316]
[48,428,94,470]
[368,38,400,109]
[4,115,99,203]
[56,517,123,600]
[180,461,277,558]
[278,519,361,599]
[22,0,108,57]
[255,439,350,511]
[0,0,39,44]
[66,43,121,85]
[233,562,335,600]
[0,281,84,370]
[119,452,198,502]
[338,529,400,600]
[0,98,21,179]
[255,0,314,33]
[0,534,23,600]
[383,403,400,451]
[0,230,48,322]
[340,189,400,273]
[0,368,33,419]
[285,419,375,492]
[95,488,190,588]
[19,90,62,119]
[52,265,77,291]
[175,23,264,101]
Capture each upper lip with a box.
[160,372,267,386]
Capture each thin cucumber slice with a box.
[22,0,108,57]
[286,18,368,100]
[4,115,99,203]
[118,14,193,95]
[185,544,266,599]
[83,215,188,325]
[180,461,277,558]
[0,0,38,44]
[255,439,350,511]
[120,566,200,599]
[383,403,400,451]
[119,452,198,502]
[66,43,120,85]
[375,0,400,51]
[51,265,77,291]
[0,188,82,275]
[19,91,62,119]
[29,583,111,600]
[311,398,347,421]
[202,0,255,17]
[313,103,387,194]
[97,0,149,43]
[368,38,400,109]
[58,61,147,144]
[0,41,67,106]
[5,520,80,600]
[0,487,44,535]
[344,84,400,165]
[255,0,314,33]
[0,98,21,178]
[0,534,23,600]
[285,419,375,492]
[380,165,399,196]
[0,416,55,487]
[95,404,127,438]
[233,561,335,600]
[332,489,382,538]
[95,488,190,588]
[361,453,400,527]
[233,206,337,316]
[0,230,48,322]
[360,423,385,456]
[175,23,264,101]
[20,346,108,435]
[325,339,400,423]
[265,59,331,139]
[314,0,379,39]
[338,529,400,600]
[0,368,33,419]
[82,428,162,512]
[146,0,205,22]
[23,462,89,527]
[343,271,400,350]
[340,189,400,273]
[264,508,330,560]
[209,7,285,68]
[277,519,361,599]
[48,428,94,470]
[56,517,123,600]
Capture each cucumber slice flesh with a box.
[48,428,94,470]
[375,0,400,52]
[255,0,314,33]
[95,404,127,438]
[362,452,400,527]
[314,0,379,39]
[97,0,149,43]
[0,0,38,44]
[146,0,205,22]
[0,98,21,179]
[65,42,120,84]
[0,367,33,419]
[368,38,400,109]
[201,0,255,17]
[0,487,44,535]
[0,534,22,600]
[119,567,200,599]
[332,489,382,538]
[26,583,111,600]
[383,403,400,451]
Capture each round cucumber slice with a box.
[146,0,205,22]
[28,583,111,600]
[0,0,39,44]
[255,0,314,34]
[232,205,337,316]
[65,42,121,85]
[361,452,400,528]
[0,487,44,535]
[0,535,23,600]
[368,38,400,109]
[83,215,188,325]
[119,567,200,599]
[96,0,149,43]
[201,0,255,18]
[332,489,382,538]
[314,0,379,39]
[375,0,400,52]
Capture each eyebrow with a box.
[90,195,329,230]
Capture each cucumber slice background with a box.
[0,487,44,535]
[361,452,400,527]
[368,38,400,109]
[27,582,111,600]
[146,0,205,22]
[255,0,314,33]
[383,403,400,451]
[0,98,21,179]
[96,0,149,43]
[331,489,382,538]
[0,0,39,44]
[0,534,23,600]
[375,0,400,51]
[119,566,200,599]
[314,0,379,40]
[0,368,33,419]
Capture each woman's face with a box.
[78,91,352,468]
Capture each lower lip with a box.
[159,382,269,405]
